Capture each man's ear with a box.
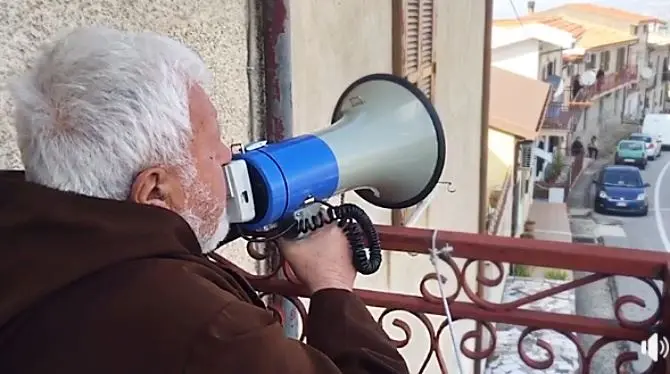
[129,167,182,210]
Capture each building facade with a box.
[526,2,670,120]
[495,7,641,146]
[491,24,575,181]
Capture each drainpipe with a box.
[474,0,493,373]
[510,140,522,238]
[261,0,299,340]
[263,0,293,142]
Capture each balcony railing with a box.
[542,102,579,131]
[583,65,638,99]
[211,225,670,373]
[486,170,512,234]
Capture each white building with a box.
[491,23,581,181]
[495,13,639,147]
[491,24,575,81]
[519,2,670,120]
[646,33,670,114]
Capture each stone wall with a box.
[0,0,260,270]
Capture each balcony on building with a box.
[542,74,580,132]
[581,65,638,99]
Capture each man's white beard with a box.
[177,170,230,253]
[180,208,230,253]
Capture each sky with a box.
[494,0,670,20]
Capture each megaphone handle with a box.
[288,202,383,275]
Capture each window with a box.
[615,47,626,71]
[602,169,643,187]
[586,53,597,69]
[393,0,436,100]
[600,50,611,71]
[629,134,653,143]
[546,61,554,77]
[618,141,643,151]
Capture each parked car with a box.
[593,165,650,216]
[629,132,661,160]
[642,113,670,150]
[614,140,648,169]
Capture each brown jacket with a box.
[0,171,409,374]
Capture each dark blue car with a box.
[593,165,650,216]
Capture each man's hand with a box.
[278,223,356,294]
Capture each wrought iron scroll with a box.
[208,225,669,373]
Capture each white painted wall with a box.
[626,90,641,118]
[645,47,670,114]
[492,39,540,80]
[539,42,564,80]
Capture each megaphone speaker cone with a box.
[326,73,447,209]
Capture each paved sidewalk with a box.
[484,278,578,374]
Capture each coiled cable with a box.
[294,202,382,275]
[238,200,382,275]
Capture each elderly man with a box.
[0,26,408,374]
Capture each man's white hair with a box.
[9,26,212,200]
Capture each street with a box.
[575,151,670,372]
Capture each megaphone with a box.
[223,73,446,274]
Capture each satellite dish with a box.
[640,67,654,80]
[553,78,565,100]
[579,70,597,86]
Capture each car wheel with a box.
[640,164,647,170]
[640,207,649,217]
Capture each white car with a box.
[629,132,662,160]
[642,114,670,150]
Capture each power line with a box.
[508,0,525,28]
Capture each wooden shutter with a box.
[391,0,437,227]
[393,0,436,100]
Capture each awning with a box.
[489,67,552,140]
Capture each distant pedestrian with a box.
[571,136,584,156]
[588,136,599,159]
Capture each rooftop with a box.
[533,3,665,25]
[489,67,551,139]
[494,16,637,52]
[491,23,575,49]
